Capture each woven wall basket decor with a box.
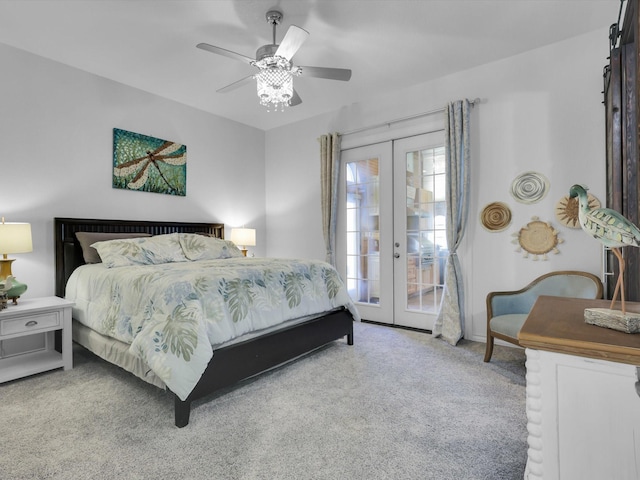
[480,201,512,232]
[555,193,601,228]
[510,171,549,204]
[512,216,563,260]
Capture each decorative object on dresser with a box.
[570,184,640,319]
[0,296,73,383]
[229,227,256,256]
[112,128,187,196]
[0,276,15,309]
[54,217,356,428]
[484,270,603,362]
[0,218,32,303]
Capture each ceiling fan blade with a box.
[290,88,302,106]
[196,43,255,64]
[299,66,352,81]
[216,75,255,93]
[275,25,309,61]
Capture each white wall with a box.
[265,28,608,342]
[0,26,610,343]
[0,42,266,298]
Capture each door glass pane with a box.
[345,158,380,305]
[405,146,447,312]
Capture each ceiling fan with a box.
[196,10,352,111]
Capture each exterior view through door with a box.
[337,132,447,330]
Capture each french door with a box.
[337,132,446,330]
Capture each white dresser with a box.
[0,296,74,382]
[519,296,640,480]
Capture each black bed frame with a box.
[54,217,354,427]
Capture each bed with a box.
[54,217,356,427]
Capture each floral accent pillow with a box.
[92,233,188,267]
[179,233,243,261]
[76,232,152,264]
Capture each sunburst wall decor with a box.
[555,193,601,228]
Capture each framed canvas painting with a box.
[113,128,187,196]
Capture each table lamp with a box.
[0,218,33,304]
[230,228,256,256]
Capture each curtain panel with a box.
[319,133,341,266]
[433,99,471,345]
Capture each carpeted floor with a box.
[0,321,527,480]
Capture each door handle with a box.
[394,253,400,259]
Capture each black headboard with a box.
[54,217,224,298]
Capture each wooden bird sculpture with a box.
[569,184,640,314]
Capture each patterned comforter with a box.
[65,257,359,400]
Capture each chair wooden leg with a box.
[484,334,494,362]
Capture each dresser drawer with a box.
[0,311,61,336]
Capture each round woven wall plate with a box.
[510,171,549,204]
[480,201,512,232]
[555,193,601,228]
[512,216,563,260]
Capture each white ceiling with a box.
[0,0,620,131]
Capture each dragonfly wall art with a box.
[113,128,187,196]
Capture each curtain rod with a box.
[341,97,480,137]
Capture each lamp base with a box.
[241,249,248,256]
[0,258,15,279]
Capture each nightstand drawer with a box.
[1,311,61,336]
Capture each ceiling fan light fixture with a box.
[256,67,293,112]
[197,8,351,109]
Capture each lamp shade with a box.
[0,223,33,254]
[230,228,256,247]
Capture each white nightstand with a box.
[0,296,74,383]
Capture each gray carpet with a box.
[0,321,527,480]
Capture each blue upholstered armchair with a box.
[484,271,603,362]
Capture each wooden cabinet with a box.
[605,0,640,300]
[0,296,74,383]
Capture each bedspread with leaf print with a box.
[65,258,359,400]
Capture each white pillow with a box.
[179,233,243,261]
